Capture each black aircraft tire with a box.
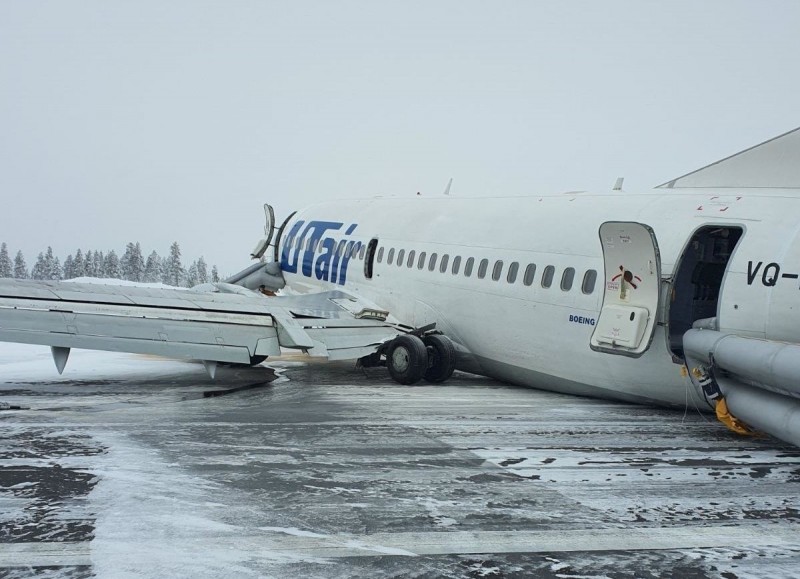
[387,335,428,385]
[423,334,456,383]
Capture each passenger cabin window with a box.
[397,249,405,266]
[417,251,427,270]
[464,257,475,277]
[429,253,437,271]
[541,265,555,288]
[492,260,503,281]
[561,267,575,291]
[377,247,384,263]
[440,254,450,273]
[523,264,536,286]
[452,256,462,275]
[407,250,416,268]
[387,248,394,265]
[337,241,347,257]
[582,269,598,294]
[507,262,519,283]
[359,246,366,260]
[477,259,489,279]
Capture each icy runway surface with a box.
[1,344,799,578]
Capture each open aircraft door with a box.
[591,222,661,357]
[250,204,276,260]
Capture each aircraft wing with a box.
[0,279,403,370]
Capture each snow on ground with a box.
[2,343,800,577]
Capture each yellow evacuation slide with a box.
[715,398,756,436]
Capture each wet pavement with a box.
[1,346,799,578]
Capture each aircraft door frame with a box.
[273,211,297,262]
[591,221,662,357]
[250,204,276,261]
[364,238,379,279]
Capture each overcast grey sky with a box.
[1,1,798,272]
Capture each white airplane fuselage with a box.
[277,189,800,408]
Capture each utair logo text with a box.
[280,220,362,286]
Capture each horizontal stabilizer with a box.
[657,127,800,189]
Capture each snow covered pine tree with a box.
[0,243,12,278]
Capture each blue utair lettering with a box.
[280,219,360,286]
[335,240,363,285]
[569,314,596,326]
[280,220,306,274]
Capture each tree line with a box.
[0,241,220,288]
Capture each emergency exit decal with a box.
[607,265,642,293]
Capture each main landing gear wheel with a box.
[423,334,456,383]
[387,335,428,385]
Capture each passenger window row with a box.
[283,235,597,294]
[376,246,598,294]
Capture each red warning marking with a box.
[611,266,642,290]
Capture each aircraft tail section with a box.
[657,126,800,189]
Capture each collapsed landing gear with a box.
[381,333,457,385]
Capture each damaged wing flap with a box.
[273,315,315,349]
[0,279,400,368]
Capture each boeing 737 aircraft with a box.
[2,128,800,447]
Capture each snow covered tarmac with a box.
[1,344,799,578]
